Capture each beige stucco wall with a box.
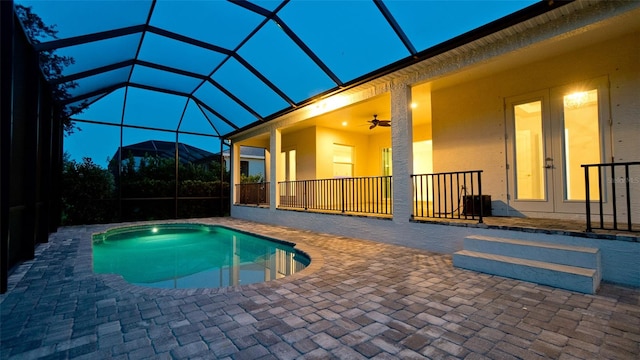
[431,31,640,216]
[315,126,387,178]
[367,131,391,176]
[412,123,432,143]
[608,32,640,163]
[282,127,315,181]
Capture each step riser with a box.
[453,253,598,294]
[463,238,600,270]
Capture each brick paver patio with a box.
[1,218,639,359]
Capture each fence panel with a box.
[235,182,269,205]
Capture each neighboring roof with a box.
[112,140,215,164]
[15,0,563,139]
[222,146,265,159]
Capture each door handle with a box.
[544,157,554,169]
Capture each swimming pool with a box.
[92,223,310,289]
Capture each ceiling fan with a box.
[367,114,391,129]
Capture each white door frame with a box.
[505,76,612,216]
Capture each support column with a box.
[269,128,281,211]
[1,0,14,293]
[230,142,241,205]
[390,84,413,223]
[263,148,271,184]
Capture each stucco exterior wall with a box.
[610,32,640,163]
[282,127,315,180]
[412,123,431,143]
[316,126,373,178]
[431,31,640,216]
[367,131,391,176]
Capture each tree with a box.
[15,4,87,135]
[61,155,116,225]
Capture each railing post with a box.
[584,165,592,232]
[304,181,308,210]
[477,171,483,224]
[611,163,618,230]
[625,164,632,231]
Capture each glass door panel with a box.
[506,90,553,213]
[514,101,545,200]
[562,89,600,201]
[280,148,296,197]
[333,144,353,178]
[552,77,611,214]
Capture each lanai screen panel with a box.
[385,1,537,51]
[17,0,540,141]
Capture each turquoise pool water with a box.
[92,224,309,289]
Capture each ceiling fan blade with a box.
[369,123,377,129]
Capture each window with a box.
[279,148,296,181]
[240,161,249,177]
[333,144,353,178]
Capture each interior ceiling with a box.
[17,0,567,139]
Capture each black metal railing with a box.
[278,176,393,215]
[235,182,270,205]
[582,162,639,232]
[411,170,487,223]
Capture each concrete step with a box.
[463,235,601,270]
[453,250,600,294]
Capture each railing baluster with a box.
[449,174,454,218]
[626,164,632,231]
[437,174,442,218]
[477,171,483,224]
[429,174,434,218]
[598,166,604,229]
[611,164,618,230]
[582,162,639,233]
[304,180,308,210]
[470,172,475,221]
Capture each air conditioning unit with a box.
[462,195,491,216]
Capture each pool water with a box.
[92,224,309,289]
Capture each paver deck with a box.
[1,218,639,359]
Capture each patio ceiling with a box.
[17,0,556,139]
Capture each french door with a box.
[506,77,610,215]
